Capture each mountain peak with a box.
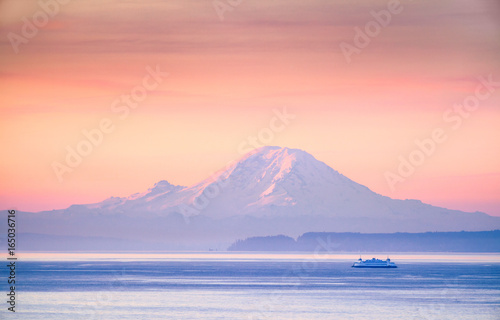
[254,145,282,152]
[147,180,185,197]
[152,180,176,189]
[239,146,313,167]
[250,146,302,156]
[52,147,500,236]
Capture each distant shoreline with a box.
[228,230,500,252]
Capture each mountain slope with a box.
[80,146,393,218]
[79,146,499,230]
[180,146,398,219]
[9,146,500,250]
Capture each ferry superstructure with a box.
[351,257,397,268]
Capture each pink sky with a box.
[1,0,499,216]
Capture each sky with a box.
[1,0,499,216]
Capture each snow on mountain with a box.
[75,146,500,233]
[178,146,389,219]
[79,179,185,213]
[79,146,378,218]
[12,146,500,251]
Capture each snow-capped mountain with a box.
[74,146,499,230]
[13,146,500,250]
[76,146,392,218]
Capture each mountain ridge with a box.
[74,146,496,225]
[6,146,500,250]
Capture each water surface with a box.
[2,253,499,319]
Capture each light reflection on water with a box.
[2,253,499,319]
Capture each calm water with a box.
[1,253,499,319]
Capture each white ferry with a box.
[351,257,397,268]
